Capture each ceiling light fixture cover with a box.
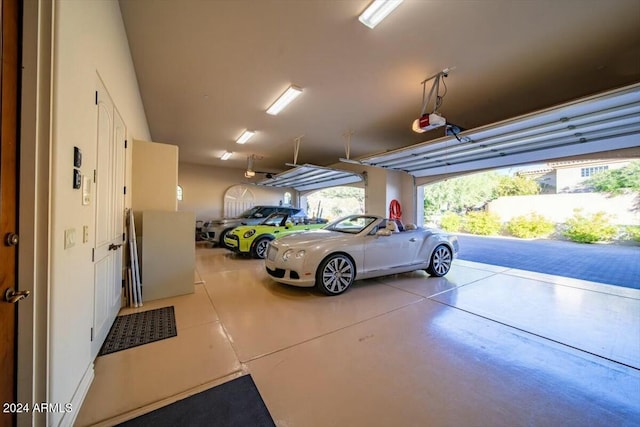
[359,0,404,29]
[236,130,255,144]
[220,151,233,160]
[266,85,303,115]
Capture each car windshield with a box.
[324,216,377,234]
[239,207,261,218]
[261,213,287,226]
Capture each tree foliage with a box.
[463,211,502,235]
[586,161,640,194]
[563,209,617,243]
[424,172,501,218]
[626,226,640,242]
[507,213,555,238]
[306,186,364,220]
[439,212,463,232]
[494,175,540,197]
[423,171,540,220]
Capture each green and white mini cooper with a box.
[224,212,327,259]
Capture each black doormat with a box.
[99,306,177,356]
[117,375,276,427]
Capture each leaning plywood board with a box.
[127,209,143,307]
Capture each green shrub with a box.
[463,211,502,235]
[440,212,462,232]
[563,210,617,243]
[507,213,555,238]
[625,225,640,242]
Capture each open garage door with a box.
[355,83,640,179]
[257,164,364,192]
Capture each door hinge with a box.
[92,248,95,262]
[123,186,127,195]
[124,140,128,149]
[90,327,94,341]
[93,169,97,184]
[95,91,98,105]
[122,233,126,242]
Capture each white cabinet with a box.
[139,210,195,301]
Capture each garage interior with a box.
[71,2,640,426]
[10,0,640,426]
[76,252,639,426]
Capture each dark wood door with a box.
[0,0,21,425]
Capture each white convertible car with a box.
[265,214,459,295]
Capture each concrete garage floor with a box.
[76,247,640,426]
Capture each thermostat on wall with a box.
[73,169,81,189]
[74,146,82,168]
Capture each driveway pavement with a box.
[456,234,640,289]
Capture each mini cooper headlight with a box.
[243,229,256,238]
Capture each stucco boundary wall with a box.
[487,193,639,226]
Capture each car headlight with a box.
[282,249,294,261]
[243,229,256,238]
[282,249,305,261]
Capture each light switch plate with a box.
[64,228,76,249]
[82,175,91,205]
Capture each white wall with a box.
[487,193,639,225]
[328,161,415,220]
[49,1,150,425]
[399,173,418,225]
[363,167,388,216]
[178,162,294,220]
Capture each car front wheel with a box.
[219,228,232,249]
[251,236,272,259]
[426,245,452,277]
[316,254,355,296]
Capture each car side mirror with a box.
[376,229,392,237]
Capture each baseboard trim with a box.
[58,362,94,427]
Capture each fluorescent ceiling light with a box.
[266,85,303,115]
[220,151,233,160]
[236,130,255,144]
[359,0,404,29]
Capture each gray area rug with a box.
[99,306,177,356]
[117,375,275,427]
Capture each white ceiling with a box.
[119,0,640,174]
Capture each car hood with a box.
[211,217,261,226]
[211,217,244,224]
[231,224,272,233]
[272,229,348,247]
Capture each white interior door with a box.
[91,79,125,358]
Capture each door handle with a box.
[5,232,19,246]
[409,238,416,242]
[4,288,30,304]
[109,243,123,251]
